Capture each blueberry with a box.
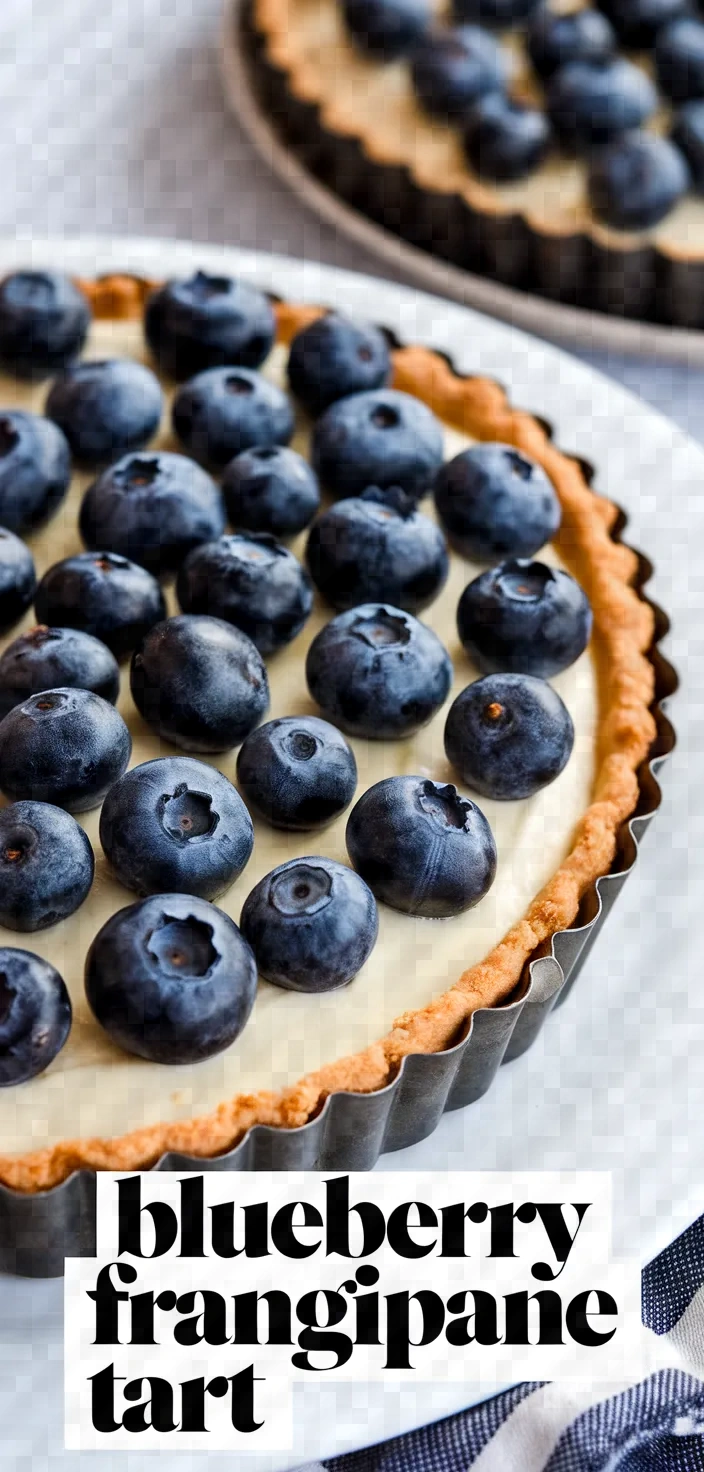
[34,551,166,659]
[656,18,704,104]
[177,533,313,655]
[288,313,391,415]
[222,446,320,539]
[131,614,269,754]
[240,857,378,992]
[342,0,430,58]
[451,0,540,26]
[0,626,120,721]
[457,559,592,678]
[444,672,574,800]
[312,389,444,502]
[100,756,253,901]
[0,687,131,812]
[144,271,276,382]
[411,26,508,122]
[172,367,295,471]
[0,527,36,634]
[597,0,690,50]
[0,271,90,381]
[589,133,690,232]
[434,444,560,564]
[79,451,226,577]
[528,8,615,80]
[306,486,449,613]
[548,59,657,153]
[237,716,357,830]
[672,99,704,190]
[0,801,94,931]
[0,411,71,535]
[464,94,552,183]
[85,893,257,1064]
[306,602,452,739]
[0,948,71,1085]
[346,775,497,916]
[45,358,163,469]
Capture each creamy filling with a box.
[0,319,596,1155]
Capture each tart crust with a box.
[0,273,655,1193]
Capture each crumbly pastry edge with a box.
[0,273,656,1193]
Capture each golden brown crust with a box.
[0,277,656,1193]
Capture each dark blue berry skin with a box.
[548,60,657,154]
[0,687,131,812]
[0,948,71,1085]
[528,8,615,81]
[0,527,36,634]
[0,626,120,721]
[172,367,295,471]
[306,602,452,739]
[131,614,269,754]
[434,444,560,564]
[0,271,90,381]
[457,559,592,678]
[177,533,313,655]
[0,411,71,535]
[85,893,257,1065]
[0,801,94,932]
[240,857,378,992]
[288,313,391,416]
[656,18,704,104]
[589,133,690,232]
[598,0,689,50]
[34,551,166,659]
[312,389,444,502]
[411,27,508,122]
[144,272,276,382]
[100,757,253,901]
[672,99,704,190]
[464,95,552,183]
[444,672,574,800]
[451,0,539,27]
[306,486,449,613]
[222,446,320,539]
[342,0,430,59]
[79,451,226,577]
[236,716,358,830]
[45,358,163,469]
[346,775,497,917]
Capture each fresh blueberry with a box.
[0,948,71,1085]
[457,559,592,678]
[0,687,131,812]
[222,446,320,539]
[100,756,253,901]
[342,0,430,59]
[306,486,449,613]
[177,533,313,655]
[411,26,508,122]
[596,0,690,50]
[312,389,444,502]
[434,444,560,564]
[85,893,257,1065]
[288,313,391,415]
[240,857,378,992]
[172,367,295,471]
[672,99,704,190]
[306,602,452,739]
[0,626,120,721]
[0,411,71,535]
[0,271,90,381]
[0,527,36,634]
[131,614,269,754]
[45,358,163,469]
[236,716,357,830]
[0,801,94,931]
[589,133,690,232]
[451,0,540,26]
[548,59,657,153]
[144,271,276,382]
[79,451,226,577]
[346,775,497,917]
[528,8,615,80]
[656,18,704,104]
[464,94,552,183]
[444,672,574,800]
[34,551,166,659]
